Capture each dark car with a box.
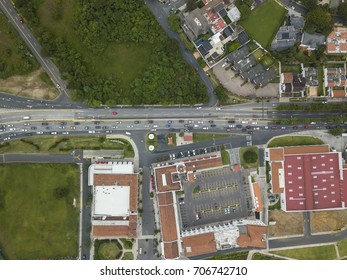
[19,18,24,24]
[179,120,185,123]
[134,120,140,124]
[95,126,101,129]
[167,120,173,124]
[292,126,298,130]
[41,122,49,126]
[210,124,216,128]
[228,120,236,124]
[74,122,80,125]
[31,126,37,130]
[102,126,109,129]
[60,122,67,125]
[208,120,214,123]
[94,121,100,125]
[148,120,154,124]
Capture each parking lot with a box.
[178,167,253,229]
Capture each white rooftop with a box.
[88,162,134,185]
[93,185,130,217]
[227,7,241,23]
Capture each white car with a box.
[222,62,227,68]
[50,131,57,135]
[62,131,69,135]
[88,130,95,134]
[215,107,221,110]
[37,131,43,134]
[196,106,202,110]
[21,128,28,132]
[202,127,209,130]
[9,127,16,131]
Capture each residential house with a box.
[280,72,307,97]
[232,55,256,73]
[327,27,347,54]
[227,45,250,64]
[271,25,298,51]
[300,32,326,51]
[240,63,265,81]
[180,8,210,41]
[324,66,347,98]
[227,6,241,23]
[290,15,304,31]
[303,67,319,97]
[252,68,276,87]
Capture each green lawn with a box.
[252,49,265,60]
[239,0,287,48]
[94,240,122,260]
[120,239,133,250]
[193,133,230,143]
[146,133,158,152]
[221,147,231,165]
[252,253,285,260]
[0,136,134,157]
[267,136,324,148]
[281,64,302,74]
[271,245,337,260]
[122,252,134,260]
[260,55,275,68]
[337,239,347,258]
[240,146,259,169]
[0,164,79,259]
[207,251,249,260]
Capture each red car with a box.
[112,111,117,115]
[304,125,310,129]
[19,18,24,24]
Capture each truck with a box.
[23,116,31,120]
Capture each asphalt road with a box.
[0,0,71,103]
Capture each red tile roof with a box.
[183,135,193,141]
[159,204,178,242]
[163,242,179,259]
[332,89,346,98]
[237,225,266,248]
[182,233,217,257]
[252,182,263,212]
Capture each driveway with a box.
[212,63,279,98]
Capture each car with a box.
[58,126,65,129]
[215,107,221,110]
[84,126,90,130]
[112,111,118,115]
[304,125,310,129]
[94,121,100,125]
[167,120,173,124]
[134,121,140,124]
[45,126,52,130]
[9,127,16,131]
[62,131,69,135]
[95,126,101,129]
[105,130,113,134]
[210,124,216,128]
[37,131,43,134]
[115,121,122,124]
[208,120,214,123]
[292,126,298,130]
[248,131,253,134]
[88,130,95,134]
[102,126,109,129]
[21,128,28,132]
[41,122,49,126]
[60,122,67,125]
[221,62,227,68]
[50,131,57,135]
[69,126,76,130]
[24,123,31,126]
[202,127,209,130]
[178,120,185,123]
[228,120,236,124]
[74,122,80,125]
[7,124,14,127]
[281,126,286,130]
[271,126,277,130]
[56,83,61,89]
[196,106,202,110]
[111,126,117,129]
[139,248,143,254]
[226,128,231,132]
[148,120,154,124]
[325,125,331,129]
[19,18,24,24]
[291,6,295,10]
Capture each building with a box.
[280,72,307,97]
[327,27,347,54]
[324,66,347,98]
[265,145,347,212]
[180,8,210,41]
[290,15,305,31]
[89,162,138,238]
[271,25,298,51]
[300,32,326,51]
[153,154,266,259]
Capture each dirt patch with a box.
[311,210,347,233]
[268,210,304,238]
[0,69,58,100]
[212,62,278,98]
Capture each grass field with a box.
[0,136,134,157]
[252,49,265,60]
[240,146,259,169]
[239,0,287,48]
[193,133,230,143]
[251,253,284,260]
[0,164,79,259]
[267,136,324,148]
[337,239,347,258]
[206,251,249,260]
[94,240,122,260]
[122,252,134,260]
[281,64,302,74]
[221,148,231,165]
[271,245,337,260]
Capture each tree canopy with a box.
[337,3,347,26]
[304,6,333,35]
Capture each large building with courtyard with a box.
[266,145,347,212]
[88,161,138,238]
[152,152,266,259]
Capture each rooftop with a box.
[301,32,326,50]
[182,232,217,257]
[236,225,266,248]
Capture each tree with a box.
[305,6,333,35]
[337,2,347,25]
[329,127,343,136]
[186,0,198,12]
[301,0,318,10]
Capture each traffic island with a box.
[146,132,157,152]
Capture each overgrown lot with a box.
[14,0,207,105]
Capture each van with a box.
[125,131,131,135]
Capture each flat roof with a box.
[94,185,130,216]
[182,232,217,257]
[94,174,138,212]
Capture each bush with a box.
[243,150,258,164]
[329,127,343,136]
[53,186,69,199]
